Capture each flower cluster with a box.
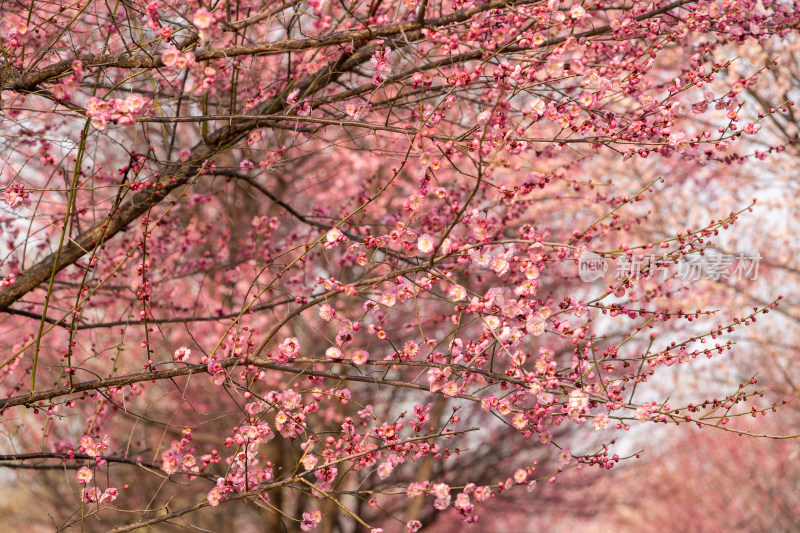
[85,95,148,130]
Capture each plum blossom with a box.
[371,48,392,85]
[638,93,656,111]
[454,492,472,510]
[668,131,689,153]
[528,98,546,116]
[557,449,572,465]
[319,303,335,321]
[77,466,93,484]
[417,234,435,253]
[207,358,226,385]
[301,510,322,531]
[593,412,610,430]
[489,255,510,276]
[352,349,369,365]
[80,435,110,458]
[377,461,394,479]
[277,337,301,363]
[432,482,451,509]
[207,485,228,506]
[98,487,118,505]
[406,521,422,533]
[569,5,586,18]
[4,183,29,208]
[161,46,180,67]
[82,487,101,503]
[743,122,762,135]
[634,406,651,422]
[325,347,343,360]
[193,8,213,29]
[174,346,191,362]
[162,449,180,474]
[448,284,466,301]
[568,389,589,410]
[325,228,344,247]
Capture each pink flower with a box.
[568,389,588,410]
[325,228,343,243]
[406,520,422,533]
[380,291,396,307]
[319,304,335,321]
[743,122,762,135]
[174,52,195,69]
[82,487,100,503]
[77,466,93,484]
[370,48,392,85]
[301,509,322,531]
[124,94,146,114]
[161,46,180,67]
[448,285,466,301]
[278,337,301,362]
[89,115,107,130]
[82,435,110,457]
[454,493,471,510]
[351,349,369,365]
[297,101,312,116]
[4,183,29,208]
[557,449,572,465]
[207,486,226,507]
[99,487,118,505]
[53,84,67,100]
[174,346,191,361]
[593,412,610,430]
[638,93,656,111]
[473,486,491,501]
[377,462,393,479]
[325,347,343,360]
[162,450,179,474]
[570,5,586,18]
[513,468,527,483]
[193,8,214,29]
[442,381,459,397]
[489,256,510,275]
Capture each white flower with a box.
[377,462,393,479]
[568,389,589,410]
[417,234,435,254]
[326,228,343,243]
[325,347,343,360]
[570,5,585,18]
